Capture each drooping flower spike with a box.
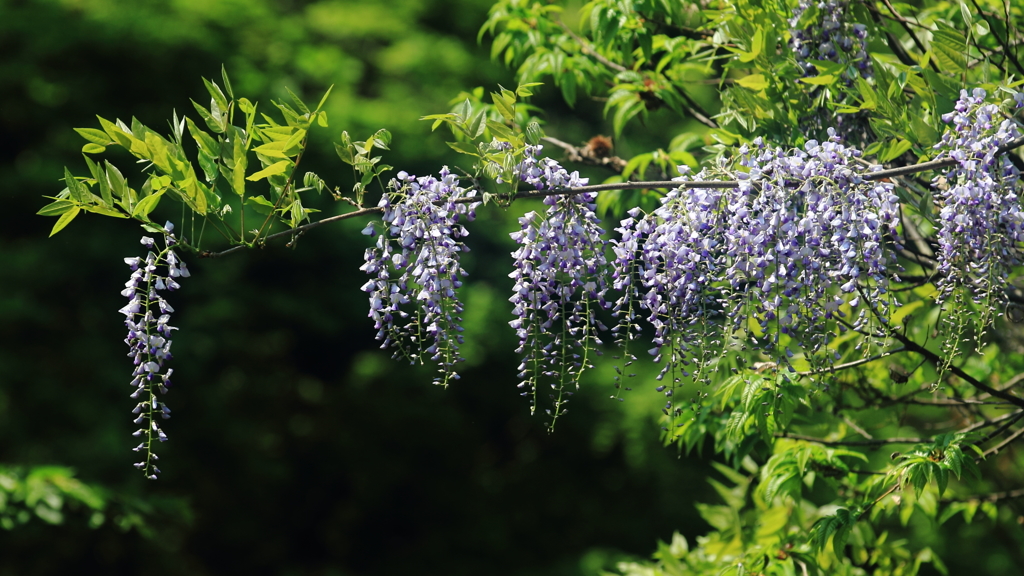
[360,167,480,386]
[509,145,609,425]
[612,131,902,427]
[121,221,189,479]
[932,88,1024,349]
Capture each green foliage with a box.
[21,0,1024,573]
[0,466,170,535]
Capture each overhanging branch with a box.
[200,134,1024,258]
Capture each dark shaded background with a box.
[0,1,714,574]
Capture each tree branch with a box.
[884,328,1024,409]
[540,136,628,172]
[775,432,928,446]
[982,424,1024,459]
[943,487,1024,503]
[199,135,1024,258]
[796,347,905,376]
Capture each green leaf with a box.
[246,160,291,181]
[96,116,134,149]
[63,168,88,202]
[799,75,836,86]
[491,90,516,122]
[81,143,105,154]
[37,199,78,217]
[932,26,967,70]
[447,141,479,156]
[74,128,111,145]
[252,143,287,159]
[105,162,127,200]
[516,82,542,98]
[736,74,768,91]
[131,191,164,220]
[739,28,763,62]
[220,65,234,100]
[191,99,224,134]
[49,206,80,237]
[82,205,128,218]
[284,86,311,115]
[879,139,913,163]
[186,118,220,157]
[486,120,515,141]
[245,195,277,215]
[335,142,355,165]
[314,85,334,114]
[203,77,229,117]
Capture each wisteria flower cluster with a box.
[360,167,480,386]
[613,130,901,419]
[120,222,189,479]
[932,88,1024,336]
[789,0,871,83]
[788,0,873,143]
[508,145,608,422]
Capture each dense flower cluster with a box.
[353,92,1024,428]
[508,145,607,422]
[932,89,1024,333]
[120,222,189,479]
[360,167,480,386]
[615,131,901,395]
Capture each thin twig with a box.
[968,0,1024,77]
[982,424,1024,458]
[943,487,1024,503]
[974,412,1024,448]
[540,136,628,172]
[886,329,1024,409]
[557,21,627,73]
[962,410,1022,434]
[797,347,905,376]
[775,432,927,446]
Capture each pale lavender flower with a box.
[613,131,902,422]
[122,222,185,479]
[360,167,480,386]
[932,89,1024,337]
[508,147,607,424]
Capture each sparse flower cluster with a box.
[789,0,873,143]
[932,88,1024,335]
[789,0,871,83]
[120,222,189,479]
[360,167,480,386]
[508,145,608,423]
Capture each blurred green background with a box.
[0,1,715,574]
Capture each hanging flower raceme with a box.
[360,167,480,386]
[509,145,608,424]
[789,0,871,83]
[932,88,1024,337]
[616,131,902,393]
[120,222,189,479]
[789,0,873,143]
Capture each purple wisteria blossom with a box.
[932,88,1024,337]
[614,131,901,421]
[509,146,608,424]
[360,167,480,386]
[789,0,873,143]
[120,222,189,479]
[789,0,871,83]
